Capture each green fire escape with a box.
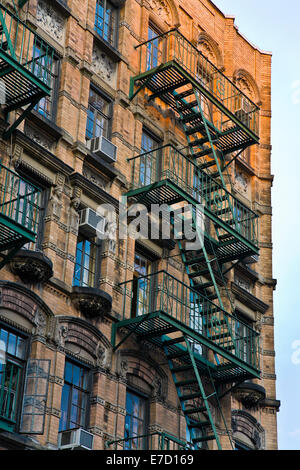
[0,2,52,267]
[111,30,261,449]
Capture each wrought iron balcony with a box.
[126,145,258,257]
[0,163,40,268]
[113,271,260,382]
[0,4,55,137]
[106,431,189,450]
[131,29,259,148]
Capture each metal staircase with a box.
[111,29,261,450]
[0,3,55,138]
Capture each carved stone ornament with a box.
[69,196,80,233]
[91,46,116,86]
[10,250,54,284]
[146,0,172,25]
[47,182,64,220]
[71,286,112,319]
[234,382,266,409]
[95,341,112,369]
[234,169,249,195]
[24,123,54,152]
[33,309,47,336]
[36,0,65,43]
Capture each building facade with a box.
[0,0,279,450]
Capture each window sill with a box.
[231,282,269,314]
[28,110,64,140]
[92,30,122,63]
[85,148,119,179]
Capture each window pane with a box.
[59,384,71,431]
[7,333,17,356]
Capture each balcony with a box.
[126,145,258,260]
[0,163,40,268]
[112,271,260,383]
[0,4,55,137]
[131,30,259,154]
[106,431,189,450]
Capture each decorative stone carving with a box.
[234,274,252,293]
[232,409,265,449]
[153,377,162,398]
[33,309,47,336]
[234,382,266,409]
[82,165,107,191]
[96,341,112,369]
[24,123,54,152]
[12,143,23,169]
[69,196,80,233]
[36,0,65,43]
[47,175,64,220]
[147,0,172,25]
[234,168,249,196]
[91,46,117,86]
[10,250,54,284]
[71,286,112,319]
[57,325,68,348]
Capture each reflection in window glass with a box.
[125,390,147,450]
[59,360,90,432]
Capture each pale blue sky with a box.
[213,0,300,450]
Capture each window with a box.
[12,178,39,233]
[235,312,253,365]
[239,147,251,165]
[131,252,153,318]
[32,44,60,121]
[23,188,49,251]
[140,130,160,187]
[73,236,99,288]
[196,66,213,122]
[95,0,118,47]
[189,292,203,355]
[59,360,90,432]
[124,390,147,450]
[186,423,203,450]
[86,88,112,142]
[146,25,162,71]
[0,325,27,431]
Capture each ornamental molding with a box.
[197,31,224,69]
[233,69,262,105]
[91,45,117,86]
[36,0,65,43]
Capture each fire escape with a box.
[111,30,260,449]
[0,2,53,267]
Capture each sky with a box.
[213,0,300,451]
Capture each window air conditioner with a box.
[79,208,106,238]
[87,136,117,163]
[235,97,251,124]
[58,428,94,450]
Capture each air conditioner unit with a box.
[235,97,251,124]
[79,208,106,238]
[87,136,117,163]
[58,428,94,450]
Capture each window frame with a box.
[0,323,29,432]
[86,86,113,143]
[73,234,102,289]
[131,247,158,318]
[94,0,120,49]
[124,387,149,450]
[33,46,61,123]
[59,358,92,433]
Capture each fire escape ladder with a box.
[0,4,54,139]
[163,335,234,449]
